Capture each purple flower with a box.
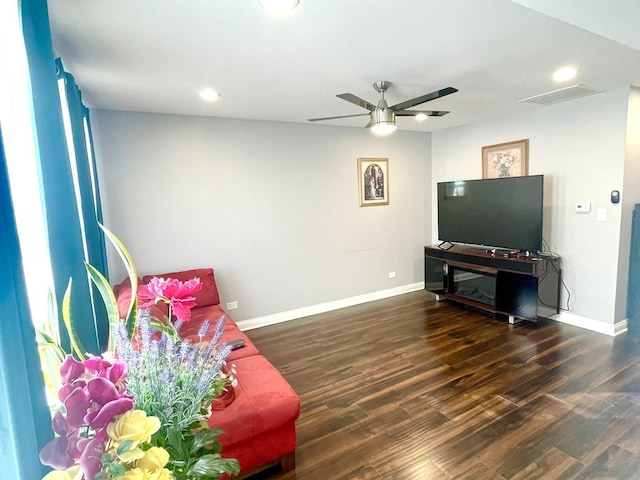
[87,376,119,405]
[197,320,210,341]
[39,436,74,470]
[40,355,135,476]
[211,315,227,348]
[79,429,108,480]
[84,356,128,392]
[63,386,91,428]
[60,355,85,384]
[85,397,134,430]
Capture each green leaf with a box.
[85,262,120,352]
[149,317,179,340]
[61,279,87,361]
[110,461,126,476]
[99,223,138,338]
[191,427,224,451]
[186,453,240,478]
[166,426,190,461]
[167,426,184,449]
[116,439,134,456]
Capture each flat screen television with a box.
[437,175,544,253]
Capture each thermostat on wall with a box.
[575,202,592,213]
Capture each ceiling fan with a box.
[308,81,458,135]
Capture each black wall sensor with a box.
[611,190,620,204]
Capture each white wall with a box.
[92,111,431,322]
[432,88,631,332]
[616,86,640,320]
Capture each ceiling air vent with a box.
[519,84,601,106]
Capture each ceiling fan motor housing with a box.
[370,106,395,126]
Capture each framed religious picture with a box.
[482,139,529,178]
[358,157,389,206]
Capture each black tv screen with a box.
[437,175,544,252]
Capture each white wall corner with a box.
[539,306,628,336]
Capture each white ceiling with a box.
[47,0,640,133]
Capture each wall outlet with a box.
[226,301,238,310]
[388,271,396,279]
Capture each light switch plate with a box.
[575,202,592,213]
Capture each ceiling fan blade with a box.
[395,110,450,117]
[308,113,370,122]
[390,87,458,111]
[336,93,377,111]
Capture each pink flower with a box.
[60,355,85,384]
[84,356,128,393]
[138,276,203,322]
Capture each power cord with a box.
[536,239,571,311]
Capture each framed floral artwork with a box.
[482,139,529,178]
[358,157,389,206]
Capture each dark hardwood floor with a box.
[242,291,640,479]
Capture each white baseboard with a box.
[237,289,629,337]
[538,306,628,337]
[236,282,425,331]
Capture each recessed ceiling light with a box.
[553,66,577,82]
[199,89,221,101]
[415,113,428,121]
[259,0,299,12]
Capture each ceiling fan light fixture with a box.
[371,123,397,135]
[258,0,299,12]
[369,108,396,135]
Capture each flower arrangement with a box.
[490,150,518,178]
[38,225,240,480]
[39,354,172,480]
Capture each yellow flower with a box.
[42,465,82,480]
[117,445,146,463]
[42,472,73,480]
[107,409,161,462]
[113,467,174,480]
[41,466,82,480]
[113,468,151,480]
[150,468,173,480]
[136,446,170,471]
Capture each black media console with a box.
[424,245,561,323]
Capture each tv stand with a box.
[424,245,561,323]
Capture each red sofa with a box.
[114,268,300,477]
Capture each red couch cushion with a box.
[208,355,300,472]
[142,267,220,309]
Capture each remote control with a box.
[226,339,245,350]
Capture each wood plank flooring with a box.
[242,291,640,479]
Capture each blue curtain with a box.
[20,0,105,354]
[0,126,52,479]
[84,105,110,279]
[56,58,110,348]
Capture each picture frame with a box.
[358,157,389,206]
[482,139,529,179]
